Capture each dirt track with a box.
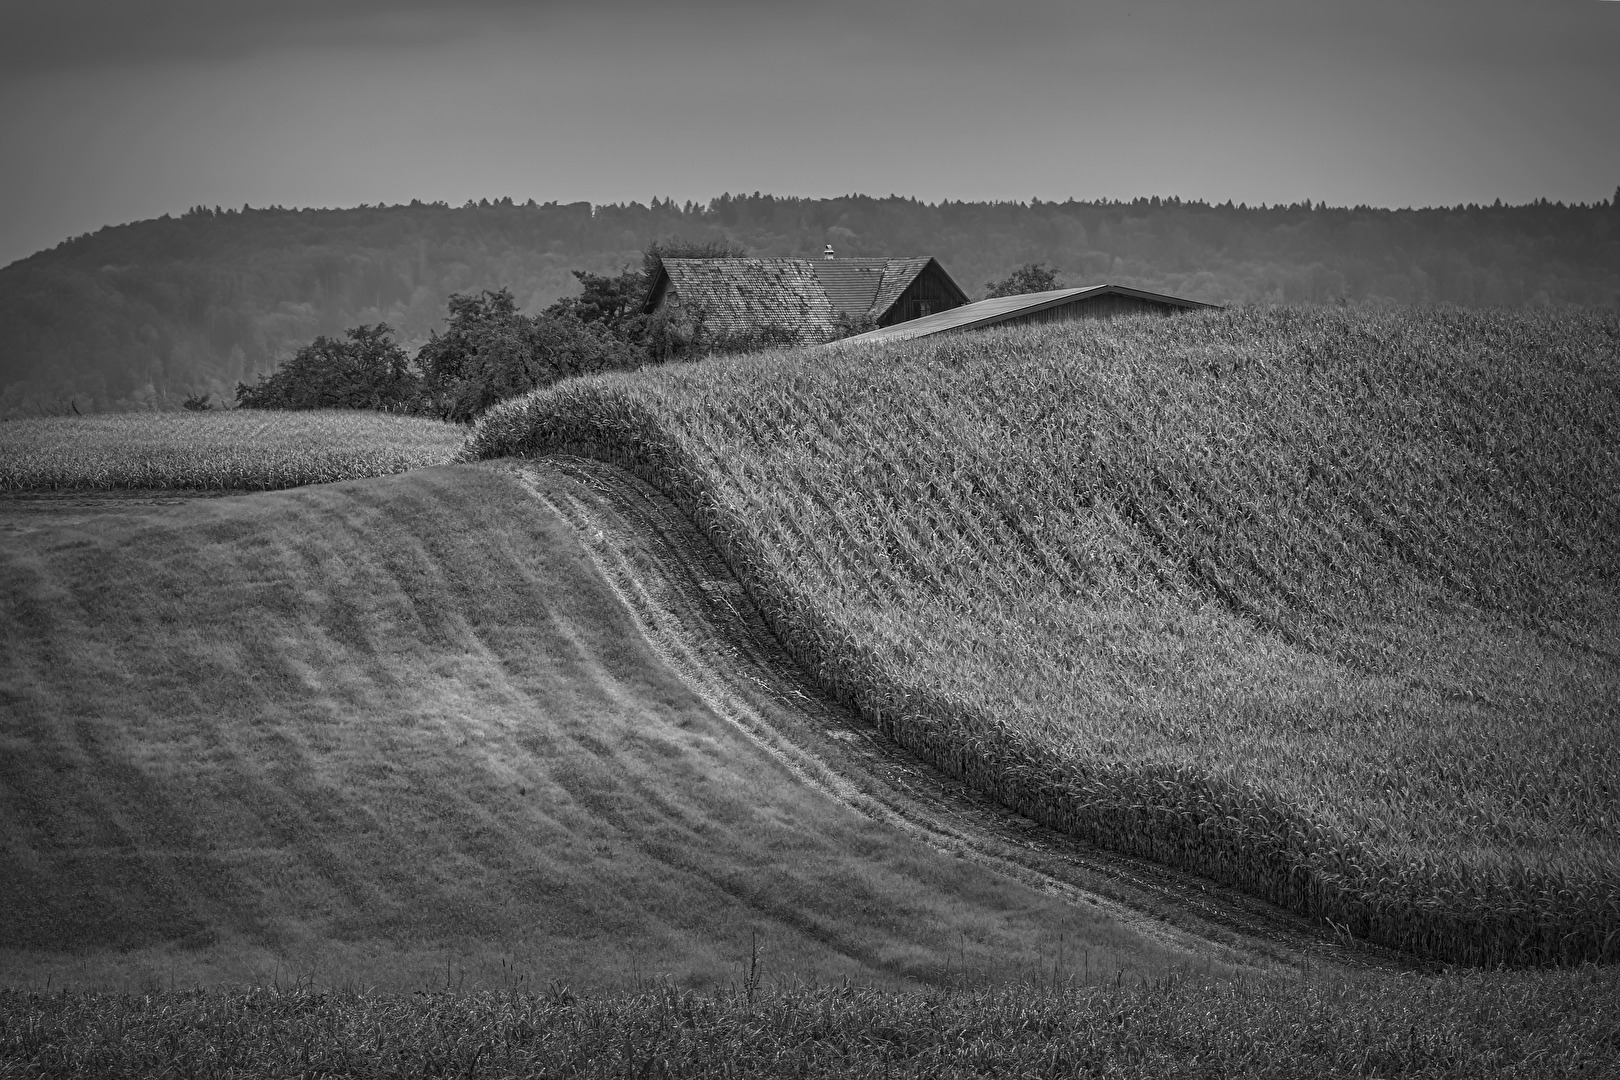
[512,455,1435,976]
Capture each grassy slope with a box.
[0,464,1220,992]
[470,305,1620,964]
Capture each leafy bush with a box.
[415,289,643,424]
[544,267,648,329]
[985,261,1064,297]
[830,310,880,339]
[228,239,784,422]
[236,324,418,411]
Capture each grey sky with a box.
[1,0,1616,267]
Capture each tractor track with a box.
[509,455,1435,977]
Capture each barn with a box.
[643,254,969,346]
[833,284,1219,347]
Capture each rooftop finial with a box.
[823,244,835,260]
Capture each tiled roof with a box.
[806,258,892,318]
[660,259,834,345]
[830,285,1220,347]
[652,257,954,343]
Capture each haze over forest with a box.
[4,1,1616,417]
[2,191,1616,417]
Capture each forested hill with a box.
[3,192,1616,416]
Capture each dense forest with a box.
[2,192,1616,416]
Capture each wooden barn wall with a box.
[1002,294,1179,327]
[646,273,673,314]
[883,266,969,326]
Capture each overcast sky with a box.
[1,0,1616,267]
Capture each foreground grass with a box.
[470,306,1620,965]
[4,967,1617,1079]
[0,410,464,491]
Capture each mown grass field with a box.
[0,410,465,491]
[1,465,1221,994]
[472,305,1620,966]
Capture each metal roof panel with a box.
[829,284,1217,347]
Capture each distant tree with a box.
[548,268,644,326]
[414,289,527,402]
[417,288,641,423]
[235,324,417,411]
[182,392,214,411]
[984,262,1064,298]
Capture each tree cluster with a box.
[235,324,419,412]
[233,240,760,422]
[4,193,1615,416]
[985,262,1064,298]
[233,288,641,422]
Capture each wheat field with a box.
[0,410,465,491]
[470,305,1620,965]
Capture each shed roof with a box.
[831,284,1219,347]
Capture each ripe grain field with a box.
[0,410,465,491]
[471,305,1620,966]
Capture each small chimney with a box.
[823,244,835,260]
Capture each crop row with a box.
[0,410,466,491]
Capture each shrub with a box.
[413,289,645,424]
[985,262,1064,297]
[236,324,419,411]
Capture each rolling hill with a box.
[2,402,1617,1073]
[471,304,1620,966]
[0,464,1257,992]
[4,301,1620,1070]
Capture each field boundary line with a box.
[505,457,1426,975]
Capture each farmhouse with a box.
[833,284,1219,347]
[643,253,969,346]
